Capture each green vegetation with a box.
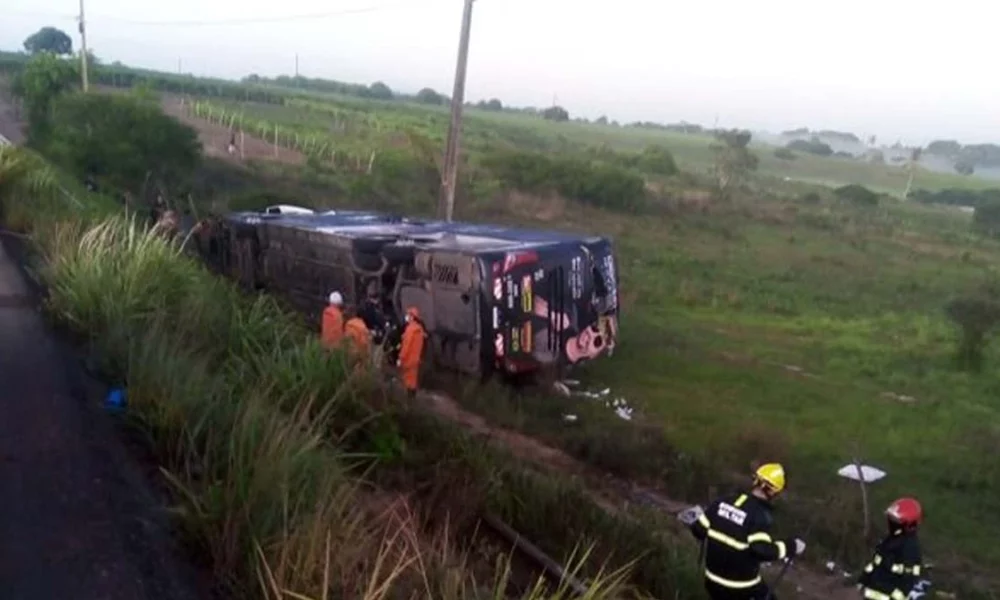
[36,92,201,196]
[786,137,834,157]
[1,144,718,599]
[481,150,647,212]
[6,49,1000,598]
[23,26,73,56]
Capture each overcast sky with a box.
[2,0,996,145]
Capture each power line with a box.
[87,1,421,28]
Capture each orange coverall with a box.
[320,305,344,349]
[344,317,371,362]
[398,319,426,393]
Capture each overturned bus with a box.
[191,206,621,379]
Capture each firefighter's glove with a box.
[677,505,704,526]
[794,538,807,556]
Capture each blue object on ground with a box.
[104,387,126,412]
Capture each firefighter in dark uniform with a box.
[857,498,924,600]
[679,463,806,599]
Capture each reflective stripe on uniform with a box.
[708,529,749,550]
[747,532,772,543]
[866,588,906,600]
[863,588,891,600]
[910,565,921,576]
[891,564,904,574]
[734,494,748,507]
[705,569,761,589]
[775,540,787,560]
[747,531,786,560]
[697,514,711,529]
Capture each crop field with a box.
[165,85,993,198]
[164,87,1000,594]
[5,52,1000,598]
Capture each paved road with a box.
[0,116,206,598]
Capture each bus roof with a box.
[228,208,610,253]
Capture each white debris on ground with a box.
[555,380,635,421]
[881,391,918,404]
[837,464,887,482]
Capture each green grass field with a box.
[10,57,1000,595]
[166,85,1000,593]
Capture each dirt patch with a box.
[159,96,306,167]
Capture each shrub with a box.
[32,92,200,199]
[637,144,679,176]
[786,138,833,157]
[973,200,1000,237]
[833,183,880,206]
[483,150,646,212]
[946,282,1000,371]
[773,148,797,161]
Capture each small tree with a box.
[774,148,797,161]
[946,282,1000,372]
[834,184,880,207]
[23,27,73,55]
[415,87,446,105]
[541,106,569,122]
[955,160,976,176]
[638,144,678,176]
[712,129,758,197]
[11,53,78,137]
[368,81,393,100]
[973,200,1000,237]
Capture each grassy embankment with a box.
[0,145,719,599]
[151,80,1000,595]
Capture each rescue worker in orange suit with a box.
[343,309,372,368]
[678,463,806,599]
[321,291,345,350]
[857,498,924,600]
[397,307,426,399]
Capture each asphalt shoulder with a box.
[0,233,209,600]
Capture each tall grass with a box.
[2,148,687,599]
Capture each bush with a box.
[833,183,880,206]
[973,200,1000,237]
[32,92,200,199]
[483,150,647,212]
[946,283,1000,371]
[786,138,834,157]
[774,148,797,161]
[636,145,679,176]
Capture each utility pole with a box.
[78,0,89,92]
[438,0,475,222]
[295,53,299,83]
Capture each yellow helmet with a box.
[754,463,786,494]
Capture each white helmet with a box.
[328,291,343,306]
